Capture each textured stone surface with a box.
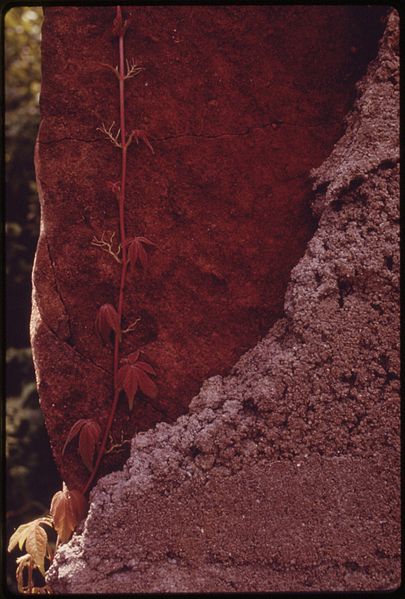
[31,5,387,490]
[45,10,400,593]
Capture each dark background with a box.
[5,7,60,592]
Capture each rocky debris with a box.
[45,9,399,593]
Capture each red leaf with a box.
[111,11,123,37]
[68,489,88,523]
[117,354,158,409]
[95,303,120,344]
[50,487,87,544]
[136,361,156,375]
[129,129,155,154]
[117,365,138,410]
[78,420,101,472]
[136,236,155,247]
[127,239,139,266]
[138,243,148,269]
[127,350,141,364]
[62,419,88,457]
[136,368,158,399]
[125,237,155,271]
[117,365,128,388]
[62,419,101,472]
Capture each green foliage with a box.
[5,7,41,140]
[5,7,42,346]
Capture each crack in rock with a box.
[44,235,72,338]
[39,119,342,146]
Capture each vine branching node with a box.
[92,61,120,78]
[105,431,131,454]
[122,317,141,334]
[91,231,122,263]
[124,58,144,79]
[97,121,122,148]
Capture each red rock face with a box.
[33,6,386,489]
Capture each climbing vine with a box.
[8,6,156,592]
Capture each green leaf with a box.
[25,523,47,575]
[8,522,32,552]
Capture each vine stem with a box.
[82,5,128,495]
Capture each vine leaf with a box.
[62,419,87,453]
[112,10,123,36]
[127,129,155,154]
[8,518,53,576]
[62,419,101,472]
[112,11,131,38]
[117,355,158,410]
[95,303,121,343]
[125,237,155,270]
[78,421,102,472]
[50,487,87,545]
[8,518,52,553]
[25,526,47,576]
[8,523,32,553]
[127,350,140,363]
